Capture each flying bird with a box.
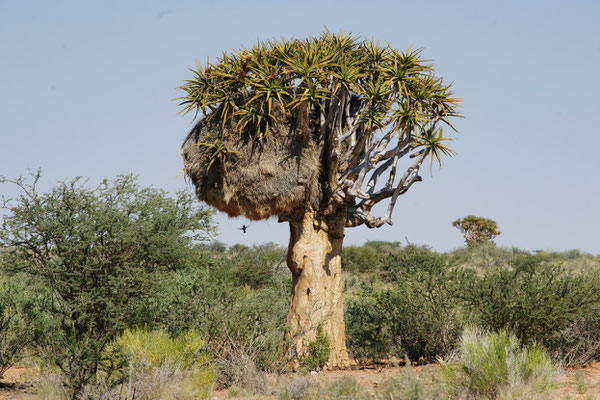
[239,224,249,234]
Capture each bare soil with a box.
[0,367,37,400]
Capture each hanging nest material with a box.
[181,115,322,220]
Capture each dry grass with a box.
[4,361,600,399]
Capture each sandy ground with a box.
[556,362,600,399]
[215,362,600,400]
[1,362,599,399]
[0,367,36,400]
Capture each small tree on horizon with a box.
[453,215,500,246]
[179,31,461,368]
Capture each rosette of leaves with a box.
[196,131,239,172]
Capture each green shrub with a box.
[130,247,221,334]
[459,254,600,346]
[111,328,216,400]
[343,245,382,274]
[450,244,600,275]
[380,244,445,282]
[342,242,406,276]
[138,246,289,389]
[442,327,557,399]
[302,326,331,371]
[209,285,288,390]
[226,243,286,289]
[448,242,516,271]
[0,276,46,379]
[0,173,214,398]
[344,281,397,361]
[346,246,463,362]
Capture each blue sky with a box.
[1,1,599,254]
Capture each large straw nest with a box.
[181,115,322,220]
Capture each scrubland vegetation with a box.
[1,175,600,399]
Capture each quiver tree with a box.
[179,31,460,368]
[453,215,500,246]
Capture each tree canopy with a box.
[453,215,501,246]
[179,31,460,228]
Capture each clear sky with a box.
[1,0,599,254]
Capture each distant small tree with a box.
[0,172,214,398]
[453,215,500,246]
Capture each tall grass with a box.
[112,328,217,400]
[375,365,446,400]
[277,376,368,400]
[277,369,446,400]
[441,327,557,399]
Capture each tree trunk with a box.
[285,206,350,369]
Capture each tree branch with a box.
[345,149,428,228]
[345,207,387,228]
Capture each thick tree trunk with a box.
[285,207,350,369]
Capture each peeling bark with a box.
[284,207,350,369]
